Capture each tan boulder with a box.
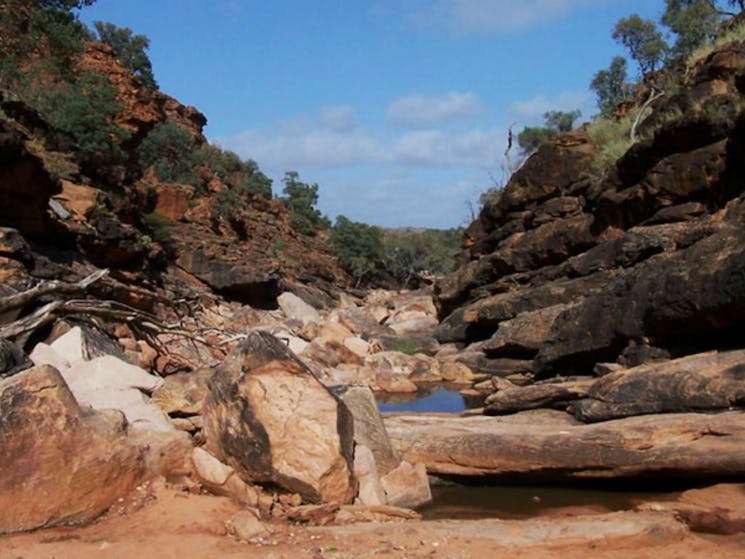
[302,339,364,368]
[314,320,356,345]
[152,367,212,416]
[191,447,259,506]
[386,311,438,335]
[52,181,100,221]
[30,341,172,433]
[440,361,476,383]
[29,342,71,372]
[0,365,145,533]
[364,351,442,384]
[353,445,387,506]
[277,291,321,326]
[367,305,391,324]
[342,336,372,358]
[49,325,88,362]
[380,461,432,509]
[226,510,269,541]
[202,332,356,504]
[332,385,400,474]
[131,428,193,480]
[339,306,394,339]
[60,355,172,432]
[376,376,418,393]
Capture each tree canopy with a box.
[590,56,631,117]
[93,21,157,89]
[612,15,668,77]
[517,110,581,155]
[280,171,331,235]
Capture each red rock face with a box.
[152,182,194,221]
[79,43,207,141]
[0,122,60,240]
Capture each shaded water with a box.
[375,384,680,520]
[420,483,679,520]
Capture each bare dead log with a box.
[630,87,664,143]
[0,269,109,315]
[0,267,247,371]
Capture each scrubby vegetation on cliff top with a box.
[509,1,745,174]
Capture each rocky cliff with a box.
[0,42,346,317]
[436,41,745,389]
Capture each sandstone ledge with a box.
[384,410,745,480]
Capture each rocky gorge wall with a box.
[436,41,745,383]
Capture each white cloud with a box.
[220,124,505,171]
[509,90,592,122]
[319,105,357,132]
[386,91,483,128]
[392,127,503,166]
[420,0,601,35]
[220,128,381,169]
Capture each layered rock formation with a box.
[435,41,745,400]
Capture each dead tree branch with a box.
[0,269,109,315]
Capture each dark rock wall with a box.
[436,42,745,377]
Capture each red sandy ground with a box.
[1,485,744,559]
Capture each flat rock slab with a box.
[573,349,745,422]
[385,410,745,480]
[316,510,688,548]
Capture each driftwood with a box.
[0,269,109,315]
[0,268,238,367]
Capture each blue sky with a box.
[79,0,664,228]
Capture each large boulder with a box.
[277,291,321,326]
[0,365,145,533]
[202,332,356,504]
[30,347,172,433]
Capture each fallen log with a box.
[0,269,108,315]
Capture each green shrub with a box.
[197,144,272,198]
[381,228,461,286]
[687,20,745,68]
[586,115,634,171]
[137,122,200,187]
[26,137,80,179]
[25,70,128,166]
[280,171,330,235]
[479,187,503,209]
[0,0,93,88]
[93,21,157,90]
[142,211,173,247]
[330,215,384,286]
